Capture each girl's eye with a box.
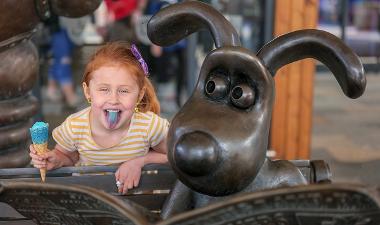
[119,89,129,94]
[99,88,109,92]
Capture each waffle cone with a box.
[33,143,48,182]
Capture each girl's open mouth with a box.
[105,109,121,129]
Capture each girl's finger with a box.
[133,176,140,188]
[30,153,43,161]
[115,172,122,193]
[31,159,44,166]
[29,145,36,154]
[122,182,129,195]
[117,178,124,193]
[29,152,37,159]
[33,163,47,169]
[127,177,134,190]
[118,174,128,194]
[40,152,52,160]
[33,160,47,166]
[30,155,46,162]
[121,175,130,195]
[115,169,120,181]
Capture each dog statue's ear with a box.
[258,29,365,98]
[147,1,240,48]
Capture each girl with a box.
[30,42,169,194]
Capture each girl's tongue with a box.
[105,110,120,129]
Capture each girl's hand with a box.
[29,145,61,170]
[115,157,145,195]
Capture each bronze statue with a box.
[146,1,366,218]
[1,181,379,225]
[0,181,153,225]
[0,0,101,168]
[159,183,380,225]
[0,1,374,224]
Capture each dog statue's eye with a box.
[205,76,228,100]
[230,84,255,109]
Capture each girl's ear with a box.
[138,86,146,102]
[82,82,90,101]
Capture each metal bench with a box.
[0,160,330,206]
[0,164,176,213]
[0,181,378,225]
[0,160,331,224]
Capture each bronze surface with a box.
[147,1,366,217]
[0,0,101,167]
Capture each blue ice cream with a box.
[30,121,49,182]
[30,122,49,144]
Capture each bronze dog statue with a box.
[147,1,366,218]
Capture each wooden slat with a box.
[271,0,291,159]
[271,0,318,159]
[0,164,172,178]
[285,61,301,160]
[298,0,319,159]
[284,0,305,159]
[0,171,176,194]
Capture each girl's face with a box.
[83,65,144,131]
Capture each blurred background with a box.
[28,0,379,184]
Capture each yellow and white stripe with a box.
[52,107,169,166]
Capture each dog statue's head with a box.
[148,1,365,196]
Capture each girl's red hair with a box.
[83,42,160,114]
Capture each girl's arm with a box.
[123,137,168,170]
[145,136,168,163]
[30,144,79,170]
[116,137,168,194]
[55,144,80,166]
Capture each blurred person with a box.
[147,0,187,107]
[104,0,147,42]
[93,1,110,40]
[45,15,88,108]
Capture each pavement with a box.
[311,72,380,185]
[39,46,380,186]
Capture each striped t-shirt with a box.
[52,107,169,166]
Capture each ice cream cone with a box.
[30,122,49,182]
[33,142,48,182]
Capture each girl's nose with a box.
[108,91,119,103]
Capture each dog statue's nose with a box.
[174,132,219,176]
